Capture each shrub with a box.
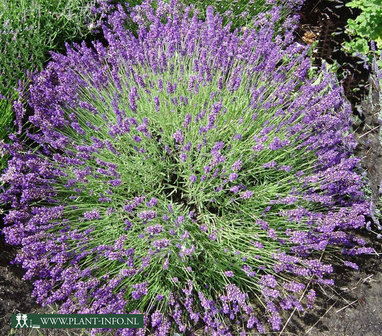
[1,1,372,334]
[343,0,382,60]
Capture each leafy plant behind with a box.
[0,0,101,170]
[180,0,304,31]
[344,0,382,60]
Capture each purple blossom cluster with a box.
[0,1,373,335]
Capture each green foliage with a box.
[344,0,382,58]
[0,99,14,171]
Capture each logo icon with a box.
[14,314,28,328]
[13,314,40,328]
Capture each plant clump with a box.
[344,0,382,62]
[0,1,373,335]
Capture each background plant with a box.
[343,0,382,62]
[1,1,373,335]
[180,0,304,32]
[0,0,112,171]
[0,97,14,169]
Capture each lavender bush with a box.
[0,1,373,334]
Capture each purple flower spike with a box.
[84,210,101,220]
[132,282,147,300]
[231,159,243,171]
[224,271,234,277]
[240,190,254,199]
[173,130,184,144]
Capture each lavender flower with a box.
[173,130,184,144]
[132,282,147,300]
[231,159,243,171]
[84,209,101,220]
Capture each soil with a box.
[286,237,382,336]
[0,239,46,335]
[1,0,382,335]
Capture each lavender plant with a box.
[0,1,373,334]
